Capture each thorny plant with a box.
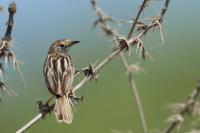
[16,0,174,133]
[163,80,200,133]
[91,0,170,133]
[112,81,200,132]
[0,2,25,101]
[91,0,149,133]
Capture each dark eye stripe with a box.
[60,44,67,48]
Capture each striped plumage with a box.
[43,39,79,123]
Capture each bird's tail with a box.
[54,95,73,124]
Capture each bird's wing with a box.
[44,55,74,96]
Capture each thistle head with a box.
[8,2,16,14]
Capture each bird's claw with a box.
[69,94,84,104]
[36,99,52,118]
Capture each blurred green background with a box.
[0,0,200,133]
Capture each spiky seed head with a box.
[8,2,16,14]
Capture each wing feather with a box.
[43,54,74,96]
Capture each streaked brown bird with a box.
[43,39,80,123]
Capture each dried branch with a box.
[119,0,149,131]
[163,80,200,133]
[91,0,119,28]
[120,54,148,133]
[16,100,55,133]
[159,0,170,22]
[90,0,170,133]
[143,0,170,38]
[127,0,149,39]
[91,1,149,132]
[0,2,26,101]
[0,2,18,100]
[16,113,43,133]
[5,2,16,38]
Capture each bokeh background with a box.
[0,0,200,133]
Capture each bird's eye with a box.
[60,44,66,48]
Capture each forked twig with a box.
[127,0,148,39]
[91,1,152,132]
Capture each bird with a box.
[43,39,80,123]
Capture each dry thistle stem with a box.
[166,114,184,130]
[91,0,118,28]
[90,1,151,133]
[91,0,118,37]
[5,2,16,38]
[127,0,149,39]
[0,2,26,100]
[163,80,200,133]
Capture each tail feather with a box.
[54,100,63,122]
[54,96,73,123]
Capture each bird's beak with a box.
[70,40,80,47]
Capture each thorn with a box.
[83,63,98,81]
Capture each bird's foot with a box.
[36,98,53,118]
[69,94,84,104]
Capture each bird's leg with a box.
[36,97,54,118]
[72,95,84,103]
[74,67,90,77]
[68,92,83,104]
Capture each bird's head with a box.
[49,39,80,55]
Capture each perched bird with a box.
[43,39,80,123]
